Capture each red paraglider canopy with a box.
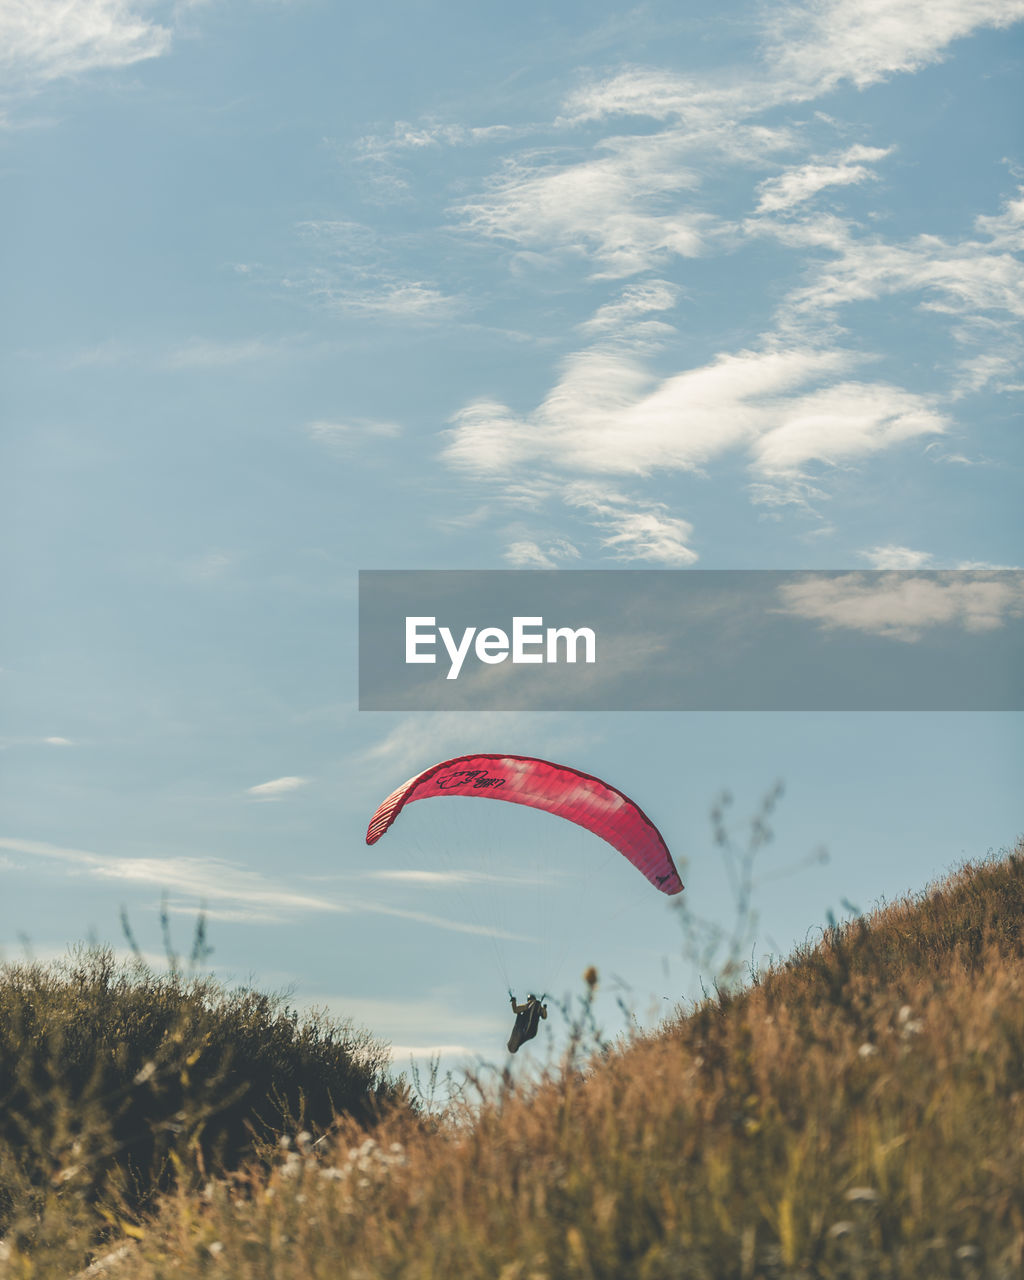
[365,753,683,895]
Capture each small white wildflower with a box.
[828,1221,854,1238]
[133,1061,157,1086]
[956,1244,982,1260]
[79,1244,134,1275]
[297,1131,313,1152]
[845,1186,880,1204]
[858,1043,878,1058]
[208,1242,224,1257]
[320,1167,346,1181]
[897,1006,924,1035]
[279,1134,292,1150]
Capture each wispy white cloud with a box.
[1,837,534,937]
[599,509,698,565]
[578,279,681,337]
[565,484,698,565]
[358,119,519,158]
[431,23,1014,556]
[307,275,460,321]
[361,869,549,888]
[952,345,1024,398]
[355,712,596,782]
[504,539,580,568]
[348,901,532,942]
[858,546,1019,570]
[160,901,286,925]
[446,343,942,483]
[0,0,171,94]
[932,451,980,465]
[348,0,1022,305]
[859,545,935,569]
[353,119,523,204]
[436,503,492,533]
[246,776,310,800]
[770,191,1024,326]
[741,183,1024,408]
[763,0,1024,96]
[559,66,751,127]
[749,382,947,475]
[445,336,945,541]
[0,837,338,919]
[755,144,893,214]
[948,313,1024,397]
[306,418,403,453]
[974,188,1024,248]
[776,570,1024,641]
[293,219,463,320]
[474,4,1024,290]
[315,1,1020,567]
[455,134,712,279]
[43,736,73,746]
[562,0,1024,134]
[556,68,798,168]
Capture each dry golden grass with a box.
[3,842,1023,1279]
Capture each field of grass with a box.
[2,840,1022,1279]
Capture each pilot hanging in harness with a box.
[507,992,547,1053]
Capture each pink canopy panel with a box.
[365,753,683,895]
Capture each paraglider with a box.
[365,753,683,895]
[507,992,547,1053]
[365,753,682,1051]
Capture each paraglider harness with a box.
[507,991,548,1054]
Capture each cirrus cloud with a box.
[776,571,1024,641]
[246,776,310,801]
[1,0,170,94]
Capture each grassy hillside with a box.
[0,949,402,1273]
[3,842,1023,1279]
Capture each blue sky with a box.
[2,0,1022,1071]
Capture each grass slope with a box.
[3,842,1023,1279]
